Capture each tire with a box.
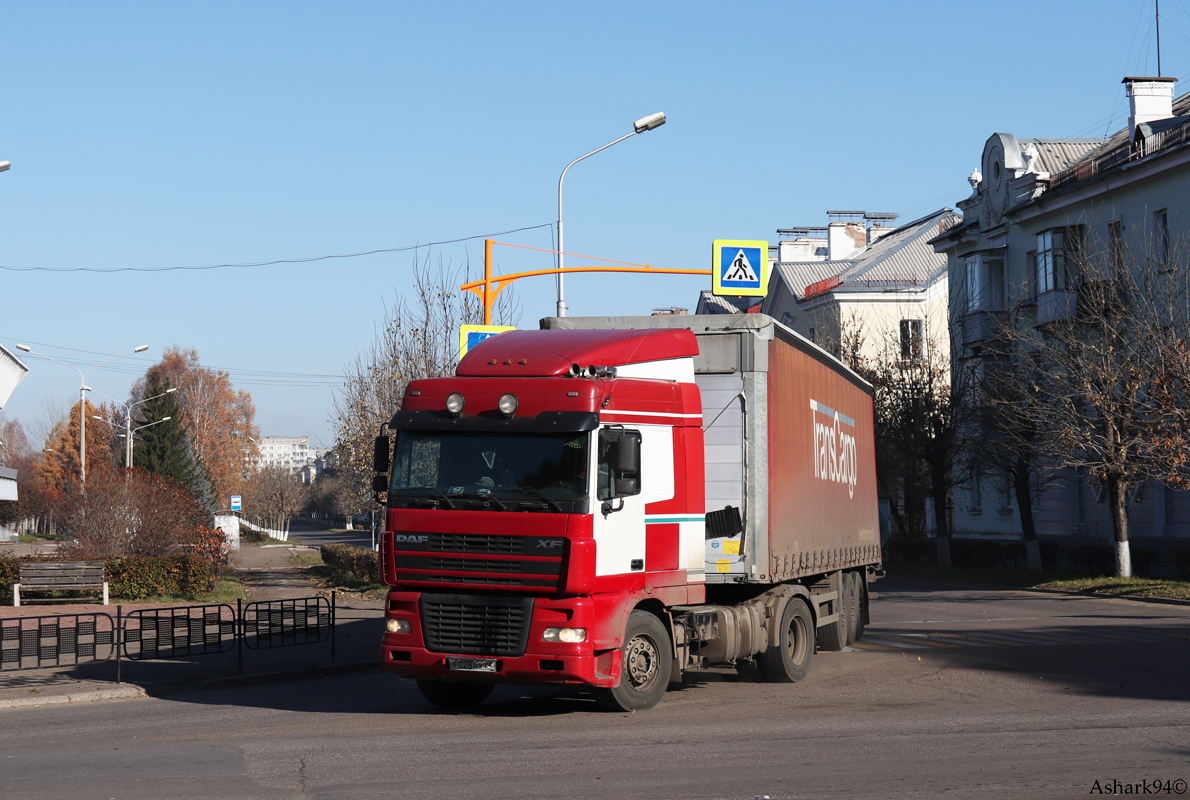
[756,597,814,683]
[816,573,849,652]
[415,680,494,710]
[844,571,861,645]
[593,611,672,711]
[854,572,868,642]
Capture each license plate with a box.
[446,657,497,673]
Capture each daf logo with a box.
[394,534,428,544]
[537,539,564,549]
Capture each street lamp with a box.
[15,343,149,484]
[93,413,172,468]
[0,161,10,173]
[89,386,177,468]
[555,111,666,317]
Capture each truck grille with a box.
[391,532,566,592]
[420,593,533,657]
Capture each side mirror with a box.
[614,477,639,496]
[373,435,390,474]
[371,475,388,493]
[617,432,640,475]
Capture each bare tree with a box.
[869,319,976,565]
[992,229,1190,577]
[332,255,518,515]
[242,466,310,535]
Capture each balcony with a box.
[1037,290,1076,325]
[961,308,1007,344]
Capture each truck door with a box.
[591,424,674,576]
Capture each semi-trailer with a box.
[372,313,881,710]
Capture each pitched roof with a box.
[769,208,958,301]
[695,291,759,314]
[1019,138,1108,174]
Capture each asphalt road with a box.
[2,577,1188,800]
[285,517,376,549]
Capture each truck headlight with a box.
[543,627,586,643]
[446,393,465,414]
[386,618,411,634]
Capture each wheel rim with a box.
[786,612,808,664]
[624,633,660,690]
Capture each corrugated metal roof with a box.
[1019,138,1107,174]
[773,262,845,298]
[833,209,957,291]
[695,291,758,314]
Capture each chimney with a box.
[827,222,865,260]
[1124,76,1177,143]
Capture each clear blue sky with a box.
[1,0,1185,448]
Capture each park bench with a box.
[12,561,109,607]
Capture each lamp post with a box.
[16,344,149,484]
[93,414,172,468]
[555,111,666,317]
[89,386,177,468]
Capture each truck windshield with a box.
[388,430,590,513]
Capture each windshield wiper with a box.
[454,492,509,511]
[398,487,456,509]
[520,490,563,513]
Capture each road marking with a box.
[858,636,930,650]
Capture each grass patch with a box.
[883,562,1190,600]
[17,533,59,544]
[1035,575,1190,600]
[287,551,324,568]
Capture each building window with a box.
[964,253,1004,312]
[808,327,816,344]
[1025,251,1037,304]
[900,319,924,363]
[1107,219,1124,273]
[1036,227,1083,292]
[1156,209,1170,271]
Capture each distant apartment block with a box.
[257,436,313,474]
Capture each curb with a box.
[0,684,147,710]
[0,658,382,710]
[879,573,1190,607]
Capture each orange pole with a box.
[484,239,494,325]
[461,240,713,319]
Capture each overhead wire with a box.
[0,222,555,273]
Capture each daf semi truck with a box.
[372,314,881,711]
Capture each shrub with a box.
[320,543,379,583]
[104,553,215,600]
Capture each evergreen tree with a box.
[131,374,188,479]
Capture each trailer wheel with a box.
[593,611,672,711]
[415,680,494,710]
[757,597,813,683]
[817,575,850,652]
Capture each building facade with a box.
[931,77,1190,545]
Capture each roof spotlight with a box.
[498,393,518,416]
[446,393,465,415]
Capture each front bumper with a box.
[380,591,618,688]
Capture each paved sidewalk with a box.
[1,543,385,710]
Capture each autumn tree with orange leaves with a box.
[132,347,259,509]
[35,397,118,486]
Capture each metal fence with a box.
[1,593,335,681]
[1,612,116,671]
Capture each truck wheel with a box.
[845,571,861,644]
[415,680,494,710]
[854,573,868,642]
[816,575,850,652]
[757,597,813,683]
[593,611,672,711]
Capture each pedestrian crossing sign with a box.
[712,239,769,297]
[459,324,515,360]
